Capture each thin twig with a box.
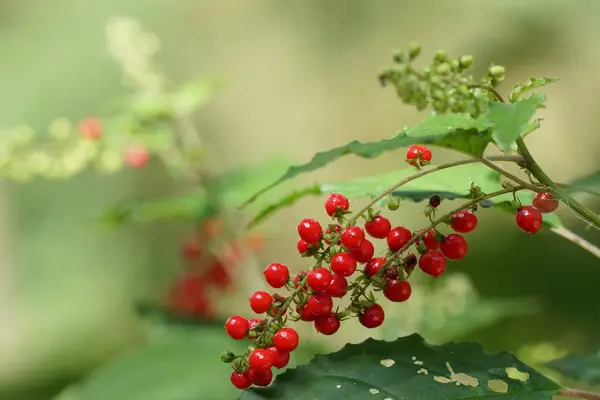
[556,183,600,199]
[476,157,542,192]
[550,227,600,259]
[559,388,600,400]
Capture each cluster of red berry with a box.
[78,117,151,168]
[516,192,559,234]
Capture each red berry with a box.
[359,303,385,328]
[314,313,341,335]
[516,206,543,234]
[306,293,333,316]
[429,194,441,208]
[225,316,249,340]
[324,224,342,245]
[182,240,201,260]
[124,146,150,168]
[230,371,252,389]
[420,229,441,250]
[297,239,316,257]
[249,291,273,314]
[207,261,232,290]
[387,226,412,252]
[383,280,412,302]
[440,234,468,260]
[330,252,357,276]
[406,145,432,167]
[298,218,323,243]
[533,192,559,213]
[365,215,392,239]
[325,193,350,217]
[268,346,291,369]
[247,318,263,339]
[297,305,315,321]
[350,239,374,263]
[341,226,365,250]
[248,368,273,387]
[326,274,348,298]
[248,348,274,371]
[78,117,102,140]
[307,267,332,293]
[273,328,299,352]
[263,263,289,288]
[451,210,478,233]
[419,250,447,277]
[365,257,386,277]
[404,253,417,270]
[293,270,309,292]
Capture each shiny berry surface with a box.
[273,327,299,352]
[325,193,350,217]
[231,371,252,389]
[314,313,341,335]
[341,226,365,250]
[451,209,478,233]
[306,293,333,316]
[263,263,290,288]
[387,226,412,252]
[225,316,249,340]
[516,206,543,234]
[383,279,412,302]
[533,192,559,213]
[418,250,447,277]
[365,215,392,238]
[365,257,386,277]
[249,291,274,314]
[440,234,468,260]
[248,348,274,370]
[248,368,273,386]
[326,274,348,298]
[350,239,374,263]
[330,252,357,276]
[307,267,332,293]
[359,303,385,328]
[406,144,432,166]
[297,218,323,243]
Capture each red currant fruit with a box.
[365,215,392,239]
[533,192,559,213]
[406,144,432,166]
[124,146,150,168]
[293,270,309,292]
[297,239,316,256]
[387,226,412,252]
[230,371,252,389]
[297,305,315,321]
[298,218,323,243]
[248,368,273,387]
[326,274,348,298]
[383,279,412,302]
[359,303,385,328]
[451,210,478,233]
[307,267,332,293]
[247,318,263,339]
[417,228,441,250]
[516,206,543,234]
[341,226,365,250]
[314,313,341,335]
[225,315,249,340]
[429,194,441,208]
[324,224,342,245]
[268,346,291,369]
[263,263,289,288]
[384,267,398,280]
[306,293,333,316]
[273,327,299,352]
[365,257,386,277]
[325,193,350,217]
[404,253,417,270]
[419,250,446,277]
[249,291,273,314]
[350,239,374,263]
[440,234,468,260]
[248,348,274,371]
[78,117,102,140]
[330,252,357,276]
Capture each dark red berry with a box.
[403,253,417,270]
[440,234,468,260]
[406,145,432,166]
[231,371,252,389]
[225,316,249,340]
[533,192,559,213]
[330,252,357,276]
[359,303,385,328]
[384,279,412,302]
[249,291,273,314]
[516,206,543,234]
[297,305,315,321]
[314,313,341,335]
[365,215,392,239]
[387,226,412,252]
[350,239,374,263]
[365,257,386,277]
[429,194,441,208]
[307,267,332,293]
[324,224,342,245]
[306,293,333,316]
[325,193,350,217]
[263,263,289,288]
[293,270,309,292]
[326,274,348,298]
[247,318,263,339]
[297,218,323,243]
[248,368,273,386]
[248,348,274,370]
[384,267,398,280]
[297,239,316,256]
[341,226,365,250]
[273,327,299,352]
[451,210,478,233]
[419,250,447,277]
[268,346,291,369]
[420,229,441,250]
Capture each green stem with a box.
[560,388,600,400]
[516,138,600,229]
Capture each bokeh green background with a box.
[1,1,599,399]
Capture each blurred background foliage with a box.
[0,0,599,399]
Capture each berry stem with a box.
[476,157,542,192]
[550,226,600,259]
[560,388,600,400]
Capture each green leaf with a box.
[55,324,246,400]
[545,352,600,385]
[247,185,320,228]
[482,94,546,151]
[242,113,491,207]
[566,169,600,196]
[241,334,562,399]
[508,77,559,102]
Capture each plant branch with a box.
[476,157,542,192]
[556,183,600,199]
[550,227,600,259]
[560,388,600,400]
[470,84,506,103]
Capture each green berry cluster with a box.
[378,43,507,117]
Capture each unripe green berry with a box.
[436,63,451,75]
[408,43,421,59]
[221,351,236,363]
[459,55,474,69]
[488,65,506,78]
[434,50,448,63]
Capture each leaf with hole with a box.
[545,351,600,385]
[240,334,562,399]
